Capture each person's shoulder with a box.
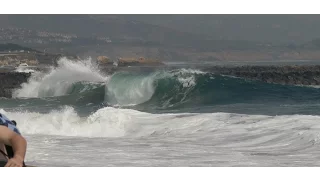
[0,114,20,134]
[0,114,5,125]
[0,113,10,121]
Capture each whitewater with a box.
[2,58,320,166]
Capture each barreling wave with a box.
[104,69,207,107]
[105,69,320,110]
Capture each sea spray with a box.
[12,57,108,98]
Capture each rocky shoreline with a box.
[2,65,320,98]
[204,65,320,86]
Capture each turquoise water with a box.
[2,58,320,166]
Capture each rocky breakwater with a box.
[205,65,320,86]
[117,57,164,67]
[0,72,31,98]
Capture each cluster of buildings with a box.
[0,28,112,45]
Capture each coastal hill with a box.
[2,15,320,62]
[118,15,320,44]
[0,43,165,67]
[0,43,40,52]
[0,15,203,48]
[0,43,74,67]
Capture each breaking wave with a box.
[11,58,320,111]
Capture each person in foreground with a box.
[0,113,27,167]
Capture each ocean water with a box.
[2,58,320,166]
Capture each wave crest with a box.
[13,57,108,98]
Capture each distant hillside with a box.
[2,15,320,45]
[0,15,206,47]
[0,43,40,52]
[2,15,320,63]
[0,15,276,52]
[113,15,320,44]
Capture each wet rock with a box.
[0,72,31,98]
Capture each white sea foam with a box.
[12,57,108,98]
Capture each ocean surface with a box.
[2,58,320,166]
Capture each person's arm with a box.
[0,126,27,167]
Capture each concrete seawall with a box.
[0,72,31,98]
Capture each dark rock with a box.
[0,72,31,98]
[204,65,320,86]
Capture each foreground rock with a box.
[0,72,31,98]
